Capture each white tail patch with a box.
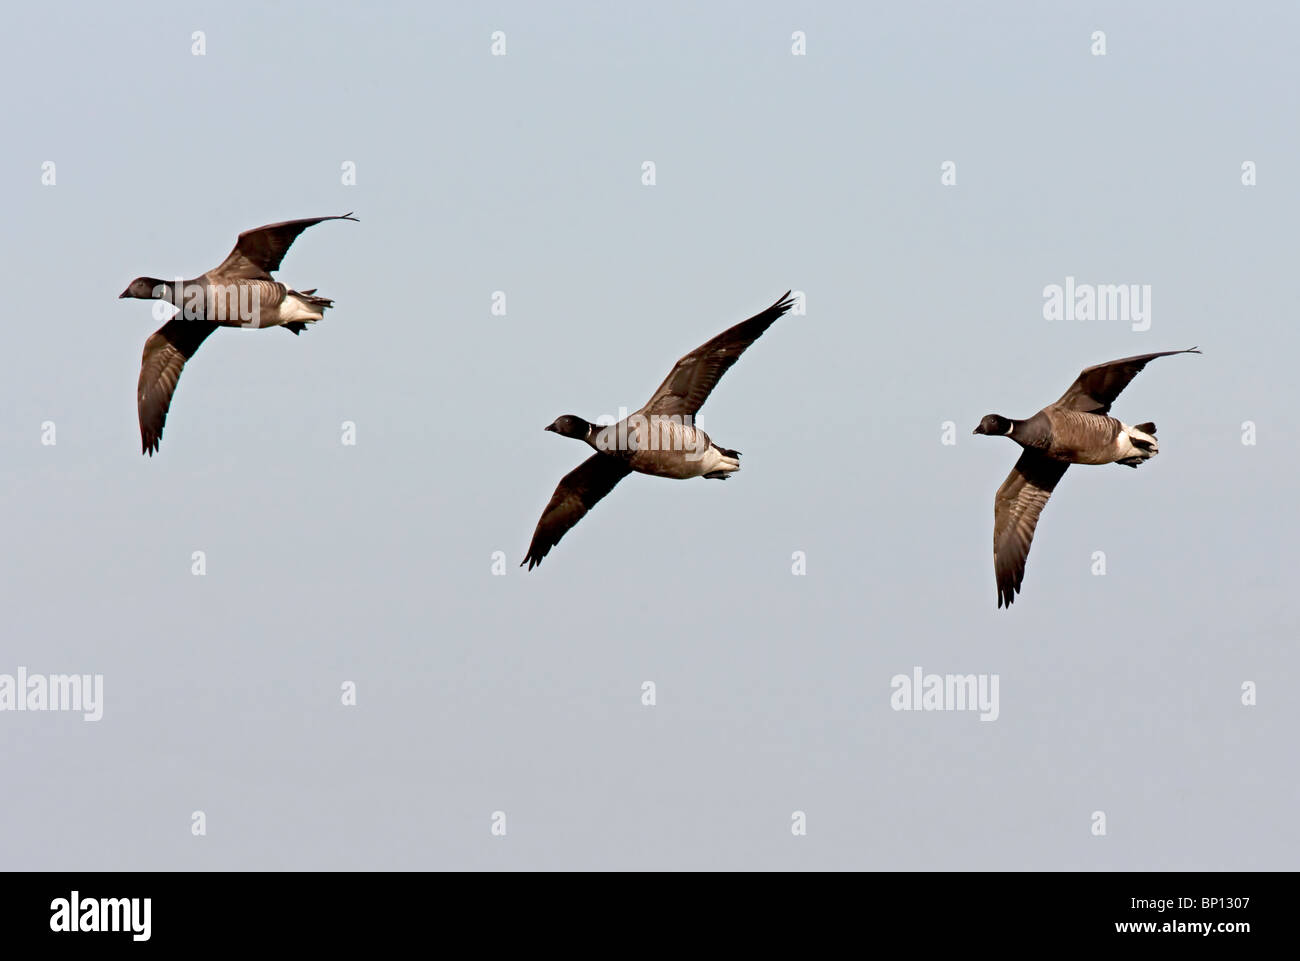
[1118,422,1157,459]
[702,446,740,475]
[281,292,326,325]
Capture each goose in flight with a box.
[119,213,358,454]
[972,348,1200,608]
[522,291,798,570]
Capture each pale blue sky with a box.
[1,1,1296,869]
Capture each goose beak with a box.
[118,289,130,299]
[544,424,556,432]
[972,426,981,435]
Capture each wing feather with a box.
[1055,348,1200,414]
[993,451,1069,608]
[521,454,634,570]
[640,292,796,417]
[212,213,358,280]
[137,317,219,455]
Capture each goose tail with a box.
[1117,422,1158,467]
[1130,422,1157,451]
[703,446,741,480]
[292,288,335,310]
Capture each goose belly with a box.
[177,281,287,327]
[1069,446,1122,465]
[1048,413,1124,464]
[625,418,715,478]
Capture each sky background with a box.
[1,1,1296,870]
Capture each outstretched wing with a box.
[640,291,797,417]
[1055,348,1200,414]
[521,454,634,570]
[138,317,219,455]
[993,450,1070,609]
[212,213,358,280]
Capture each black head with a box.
[119,277,168,300]
[545,415,592,440]
[973,414,1013,436]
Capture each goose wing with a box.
[993,450,1069,608]
[521,454,634,570]
[640,291,796,418]
[1055,348,1200,414]
[138,317,219,455]
[211,213,358,280]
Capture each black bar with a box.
[0,871,1278,947]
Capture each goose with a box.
[119,213,358,455]
[972,348,1200,608]
[521,291,797,570]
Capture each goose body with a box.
[126,278,332,330]
[973,348,1200,608]
[1005,409,1158,466]
[521,291,795,569]
[585,417,737,479]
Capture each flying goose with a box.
[521,291,797,570]
[119,213,358,454]
[972,348,1200,608]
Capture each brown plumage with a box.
[136,318,219,457]
[211,218,353,280]
[974,348,1200,608]
[522,291,797,570]
[120,214,358,455]
[521,455,635,571]
[640,294,797,418]
[992,451,1069,609]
